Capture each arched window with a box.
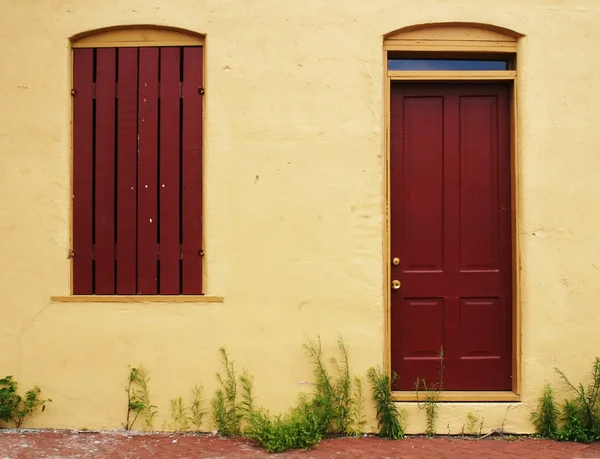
[71,26,205,296]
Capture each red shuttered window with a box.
[72,47,204,295]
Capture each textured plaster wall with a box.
[1,0,600,434]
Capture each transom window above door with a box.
[388,59,508,71]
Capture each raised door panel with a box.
[401,97,445,273]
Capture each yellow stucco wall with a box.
[1,0,600,434]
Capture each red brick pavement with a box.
[1,430,600,458]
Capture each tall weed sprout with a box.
[367,367,405,439]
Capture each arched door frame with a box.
[383,22,523,402]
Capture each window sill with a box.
[392,391,520,402]
[50,295,224,303]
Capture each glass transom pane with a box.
[388,59,508,71]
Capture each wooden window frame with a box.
[71,26,205,48]
[382,23,523,402]
[51,26,223,303]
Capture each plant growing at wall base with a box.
[0,376,51,428]
[330,336,353,435]
[465,412,480,435]
[415,347,444,437]
[530,384,559,438]
[211,348,254,436]
[208,336,364,452]
[557,399,593,442]
[169,397,191,432]
[303,335,354,435]
[189,384,207,430]
[245,399,322,453]
[211,348,241,436]
[350,376,367,436]
[367,367,405,439]
[125,365,157,431]
[239,370,255,417]
[554,357,600,442]
[244,335,362,453]
[415,378,440,437]
[167,384,208,432]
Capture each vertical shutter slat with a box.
[181,47,204,294]
[137,47,159,294]
[72,49,94,294]
[94,48,117,294]
[116,48,139,294]
[159,48,182,294]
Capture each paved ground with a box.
[1,430,600,458]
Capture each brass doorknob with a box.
[392,257,400,266]
[392,280,401,290]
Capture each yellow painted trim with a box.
[383,54,392,388]
[511,81,522,396]
[384,22,523,40]
[384,42,516,53]
[383,24,521,401]
[72,26,204,48]
[384,22,520,53]
[51,295,224,303]
[393,391,520,402]
[383,47,392,378]
[388,70,516,80]
[69,49,75,294]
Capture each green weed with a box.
[169,396,191,432]
[211,348,254,436]
[189,384,206,430]
[554,358,600,442]
[245,399,322,453]
[415,347,444,437]
[0,376,51,428]
[556,399,594,442]
[125,365,157,431]
[350,376,367,436]
[303,335,353,435]
[367,367,405,439]
[211,348,243,436]
[239,370,255,418]
[466,412,479,435]
[530,384,559,438]
[244,335,364,453]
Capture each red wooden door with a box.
[390,82,512,391]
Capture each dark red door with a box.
[390,82,512,391]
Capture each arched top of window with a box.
[384,22,522,53]
[71,25,204,48]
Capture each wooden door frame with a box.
[382,26,522,402]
